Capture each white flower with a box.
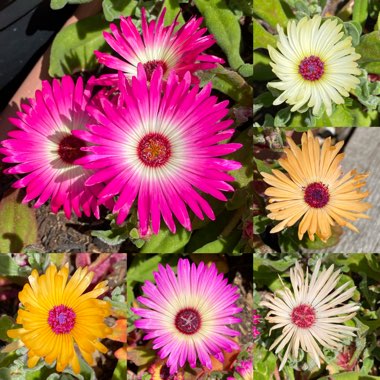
[268,16,361,116]
[261,259,359,371]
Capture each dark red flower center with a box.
[48,304,76,334]
[291,304,316,328]
[137,133,171,167]
[143,60,168,81]
[58,135,87,164]
[304,182,330,208]
[299,56,324,81]
[175,308,201,335]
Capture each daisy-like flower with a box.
[7,264,112,373]
[261,130,371,241]
[94,7,223,85]
[260,259,359,371]
[131,258,242,375]
[227,360,253,380]
[75,65,241,235]
[268,16,361,116]
[0,76,112,219]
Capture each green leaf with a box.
[253,52,276,81]
[228,129,252,188]
[356,31,380,66]
[274,106,291,126]
[186,210,231,252]
[194,0,244,69]
[253,19,277,50]
[319,373,380,380]
[127,255,163,283]
[229,0,253,16]
[91,226,129,246]
[192,228,241,253]
[0,315,14,342]
[0,369,12,380]
[253,345,278,380]
[139,226,191,253]
[162,0,185,26]
[253,157,271,174]
[49,13,110,77]
[315,104,354,127]
[51,0,94,10]
[111,359,126,380]
[212,65,253,105]
[252,0,288,28]
[253,215,270,234]
[353,0,369,28]
[198,65,253,105]
[0,254,31,277]
[0,190,38,253]
[102,0,137,22]
[343,21,362,46]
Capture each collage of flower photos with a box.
[0,0,380,379]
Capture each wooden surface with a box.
[308,127,380,253]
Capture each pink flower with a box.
[234,360,253,380]
[1,76,112,218]
[75,66,241,235]
[94,7,223,85]
[131,258,242,375]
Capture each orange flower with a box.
[261,130,371,241]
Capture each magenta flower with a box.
[75,65,241,235]
[94,7,223,85]
[0,76,112,218]
[228,360,253,380]
[131,258,242,375]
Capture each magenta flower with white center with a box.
[131,258,242,375]
[94,7,223,85]
[75,65,242,235]
[0,76,112,219]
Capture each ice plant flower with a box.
[260,260,359,371]
[94,7,223,85]
[75,65,241,235]
[261,130,371,241]
[7,264,112,374]
[268,16,361,116]
[0,76,112,219]
[131,258,242,375]
[227,359,253,380]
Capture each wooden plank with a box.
[309,127,380,253]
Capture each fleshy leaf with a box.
[0,190,38,253]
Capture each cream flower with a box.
[268,16,361,116]
[261,260,359,371]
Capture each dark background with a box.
[0,0,74,111]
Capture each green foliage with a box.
[198,65,253,105]
[356,31,380,74]
[353,0,369,28]
[253,19,277,50]
[194,0,245,70]
[0,190,38,253]
[252,0,289,28]
[102,0,138,21]
[49,14,109,77]
[162,0,185,26]
[140,226,191,253]
[111,359,126,380]
[50,0,94,10]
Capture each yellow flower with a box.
[261,130,371,241]
[8,264,112,374]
